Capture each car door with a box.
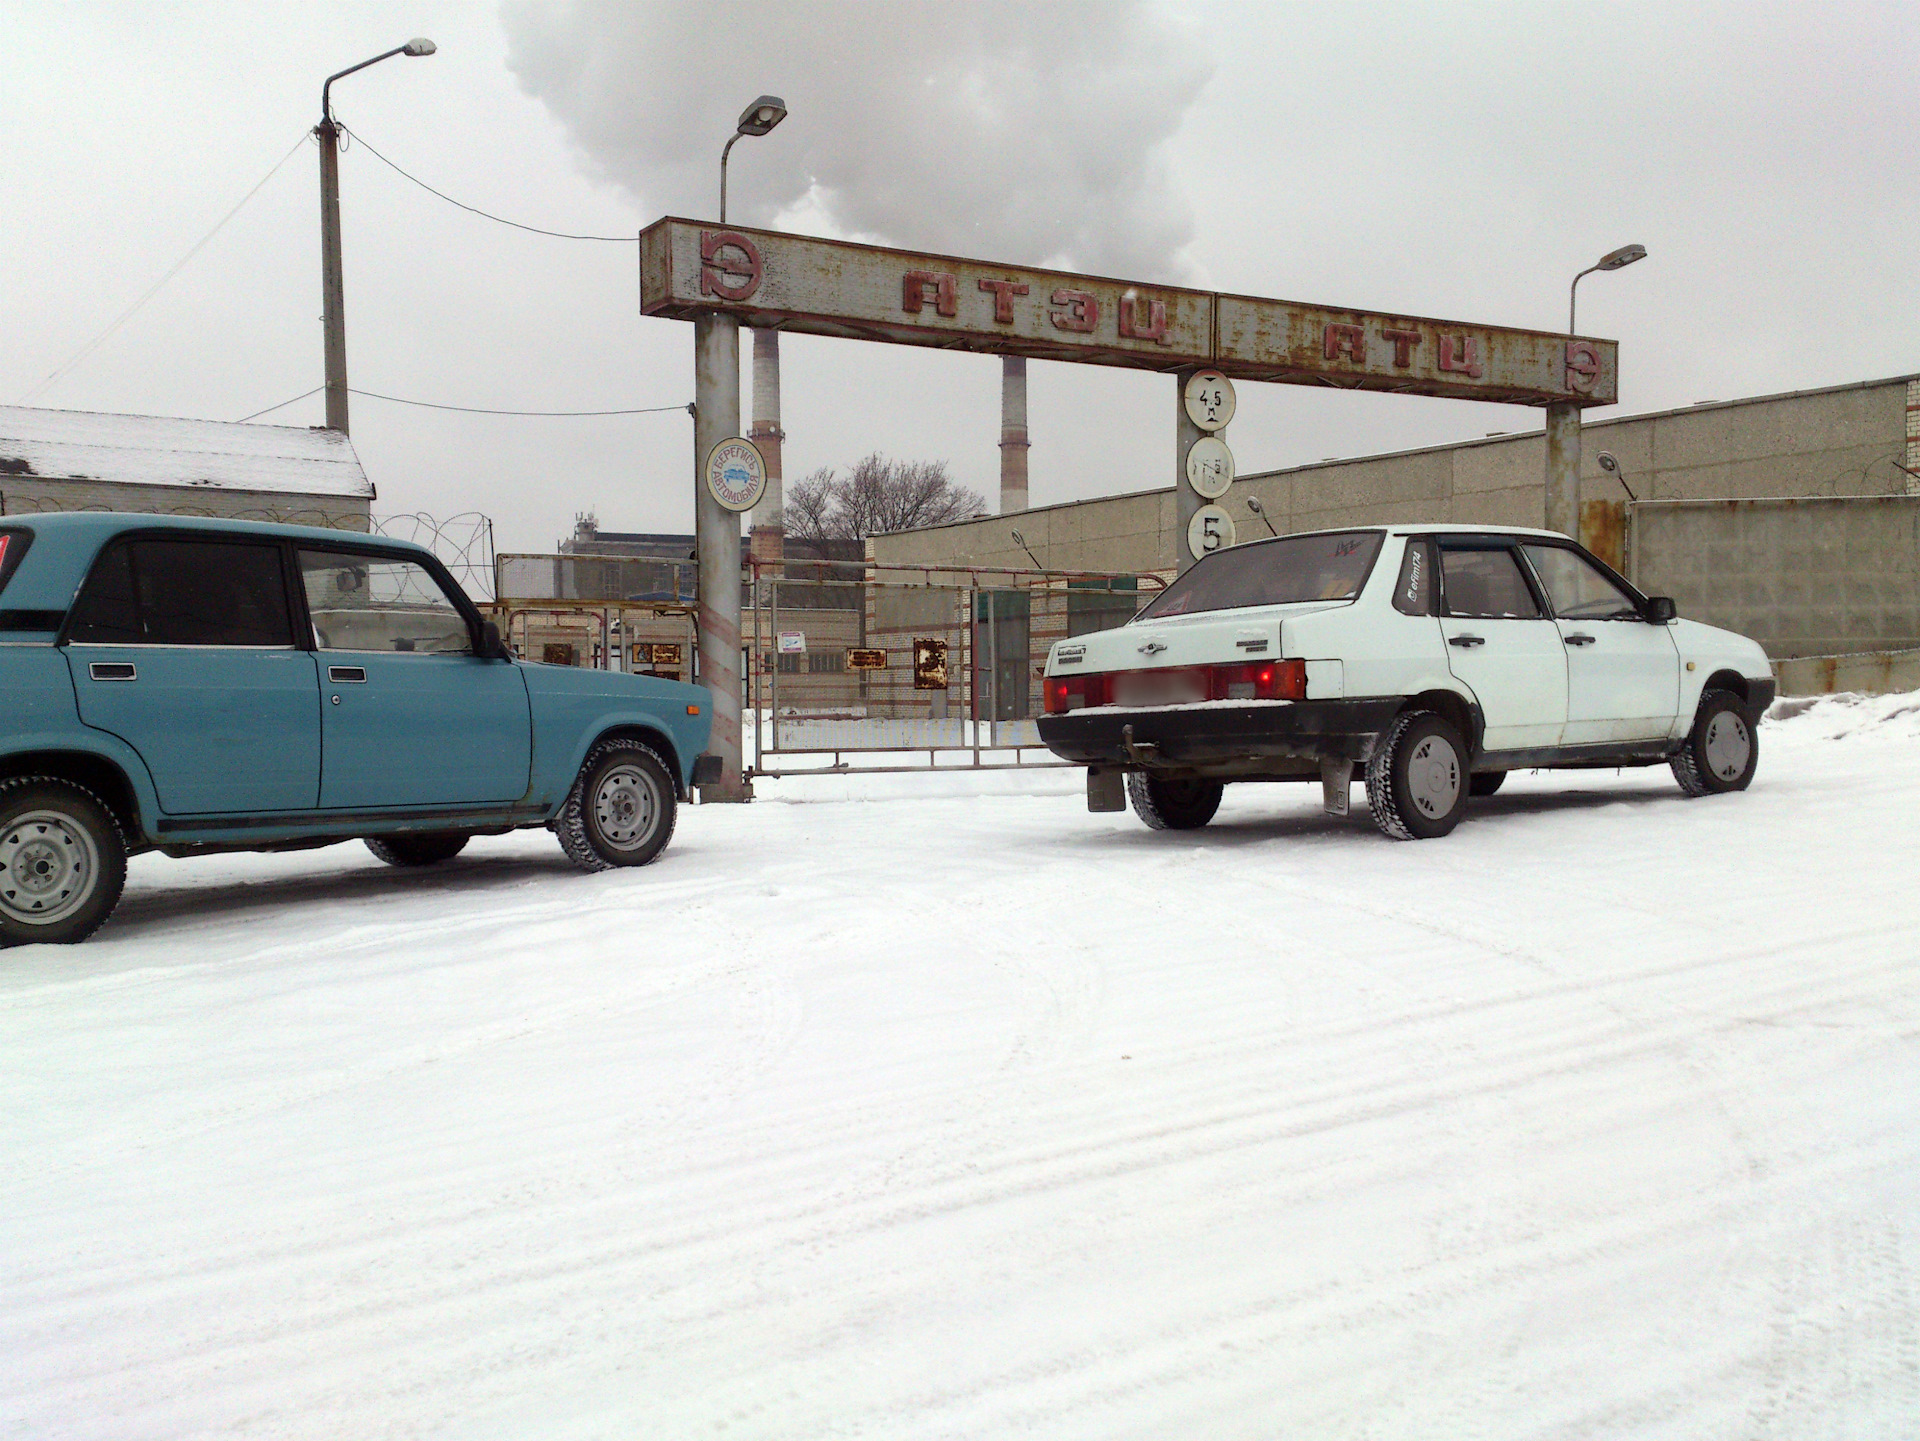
[1435,541,1567,750]
[64,534,321,813]
[1521,542,1680,743]
[297,546,531,809]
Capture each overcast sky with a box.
[5,1,1917,554]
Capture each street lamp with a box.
[1595,449,1637,501]
[1569,243,1646,334]
[720,95,787,223]
[1245,495,1279,537]
[316,38,436,434]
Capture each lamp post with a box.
[719,95,787,223]
[697,94,787,803]
[1547,243,1647,538]
[315,38,435,435]
[1569,243,1646,335]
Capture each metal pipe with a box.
[1545,402,1581,539]
[1175,367,1204,574]
[719,131,742,223]
[694,312,749,800]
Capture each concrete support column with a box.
[694,313,749,801]
[1545,402,1581,538]
[1175,367,1204,574]
[747,327,785,568]
[999,356,1029,514]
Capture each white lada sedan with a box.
[1037,525,1776,839]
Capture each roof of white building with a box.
[0,405,373,499]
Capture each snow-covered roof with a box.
[0,405,372,499]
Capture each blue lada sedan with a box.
[0,514,718,945]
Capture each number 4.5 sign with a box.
[1187,503,1237,557]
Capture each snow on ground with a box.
[3,695,1918,1439]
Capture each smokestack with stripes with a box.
[747,328,784,567]
[1000,355,1029,514]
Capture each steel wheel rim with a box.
[0,809,99,927]
[1406,734,1460,818]
[592,764,659,851]
[1703,712,1751,781]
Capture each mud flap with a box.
[1321,758,1352,818]
[1087,767,1126,813]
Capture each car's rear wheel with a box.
[558,739,678,870]
[1126,772,1223,830]
[1671,690,1757,796]
[1366,710,1468,840]
[0,778,127,947]
[365,832,471,867]
[1468,771,1507,798]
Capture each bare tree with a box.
[784,453,984,549]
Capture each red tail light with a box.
[1047,659,1305,713]
[1208,658,1306,701]
[1044,672,1112,713]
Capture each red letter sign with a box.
[977,277,1030,324]
[1564,341,1599,394]
[1117,290,1169,343]
[1323,324,1366,363]
[1049,288,1098,333]
[699,231,763,302]
[902,271,958,317]
[1381,328,1423,368]
[1437,335,1483,379]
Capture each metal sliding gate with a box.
[747,562,1160,777]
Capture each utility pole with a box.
[315,39,436,436]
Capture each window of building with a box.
[807,649,845,674]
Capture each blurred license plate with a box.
[1112,668,1204,706]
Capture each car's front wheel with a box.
[365,832,470,867]
[0,778,128,947]
[1366,710,1468,840]
[1671,690,1757,796]
[558,739,678,871]
[1126,772,1224,830]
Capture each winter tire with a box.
[1468,771,1507,798]
[1366,710,1468,841]
[0,777,128,947]
[558,739,677,871]
[1671,690,1756,797]
[365,832,471,867]
[1126,772,1224,831]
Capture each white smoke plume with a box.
[502,0,1214,283]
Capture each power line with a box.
[19,133,312,405]
[343,126,637,242]
[239,386,689,422]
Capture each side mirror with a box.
[480,619,510,659]
[1643,595,1677,624]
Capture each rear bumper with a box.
[1035,698,1403,774]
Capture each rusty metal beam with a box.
[641,218,1618,409]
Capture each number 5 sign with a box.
[1187,504,1237,557]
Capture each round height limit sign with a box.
[1182,370,1237,558]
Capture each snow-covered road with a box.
[4,694,1918,1439]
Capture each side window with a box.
[1522,544,1640,620]
[67,539,294,646]
[1392,539,1436,616]
[299,550,473,655]
[1439,547,1542,619]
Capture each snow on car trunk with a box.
[1,693,1916,1438]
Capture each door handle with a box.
[328,666,367,683]
[1447,635,1485,648]
[1565,633,1596,647]
[88,661,136,681]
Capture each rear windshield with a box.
[1135,530,1385,620]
